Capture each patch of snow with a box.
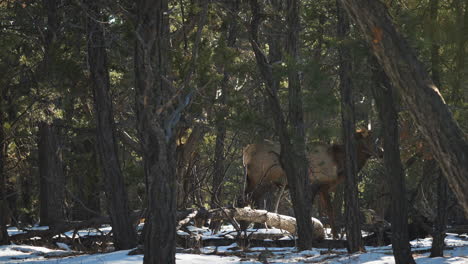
[56,242,71,251]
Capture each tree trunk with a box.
[211,1,238,208]
[371,60,415,264]
[452,0,468,105]
[38,121,65,227]
[283,0,315,250]
[0,89,9,245]
[331,183,344,235]
[248,0,315,249]
[428,0,448,257]
[336,1,363,253]
[135,0,178,262]
[43,0,58,79]
[85,0,137,250]
[340,0,468,218]
[430,169,448,257]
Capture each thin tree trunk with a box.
[43,0,58,79]
[429,0,441,90]
[340,0,468,217]
[428,0,448,257]
[135,0,177,262]
[0,89,9,245]
[85,0,137,250]
[211,1,238,207]
[337,1,363,253]
[248,0,315,249]
[284,0,315,249]
[371,60,415,264]
[331,184,344,235]
[452,0,468,105]
[38,121,65,227]
[430,170,448,257]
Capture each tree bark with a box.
[371,60,415,264]
[340,0,468,217]
[135,0,178,262]
[284,0,315,249]
[428,0,448,257]
[0,89,9,245]
[85,0,137,250]
[42,0,58,79]
[430,170,448,257]
[248,0,315,250]
[38,121,65,227]
[452,0,468,105]
[336,1,363,253]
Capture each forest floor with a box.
[1,224,467,263]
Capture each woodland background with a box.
[0,0,467,263]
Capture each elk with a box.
[242,128,381,238]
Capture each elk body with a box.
[242,129,380,238]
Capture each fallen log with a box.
[211,207,325,240]
[10,209,200,242]
[200,238,346,248]
[9,211,144,242]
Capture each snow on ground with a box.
[3,226,468,263]
[0,246,245,264]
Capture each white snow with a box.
[2,225,468,264]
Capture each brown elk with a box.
[242,128,382,238]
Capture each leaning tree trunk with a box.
[135,0,178,262]
[371,61,415,264]
[85,0,137,250]
[336,1,363,253]
[340,0,468,217]
[38,121,65,227]
[248,0,315,250]
[0,91,9,245]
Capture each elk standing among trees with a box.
[243,129,381,239]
